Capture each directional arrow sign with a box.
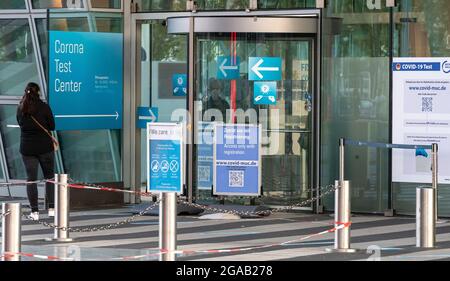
[248,57,282,81]
[137,107,158,129]
[217,56,240,80]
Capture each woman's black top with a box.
[16,100,55,156]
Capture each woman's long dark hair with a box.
[20,82,41,115]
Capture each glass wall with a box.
[392,0,450,216]
[321,0,390,213]
[138,19,187,189]
[0,19,40,96]
[0,0,26,9]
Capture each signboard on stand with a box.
[213,124,261,196]
[392,57,450,184]
[147,123,183,193]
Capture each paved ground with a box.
[1,196,450,261]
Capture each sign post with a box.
[147,123,183,261]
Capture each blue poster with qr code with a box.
[213,124,261,196]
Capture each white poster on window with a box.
[392,57,450,184]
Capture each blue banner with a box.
[49,31,123,130]
[392,62,441,72]
[147,123,183,193]
[214,124,261,196]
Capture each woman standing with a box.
[17,82,56,220]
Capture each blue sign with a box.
[137,107,158,129]
[393,62,441,72]
[217,56,240,80]
[253,82,277,105]
[49,31,123,130]
[249,57,282,81]
[197,122,215,190]
[214,124,261,196]
[147,123,183,193]
[172,74,187,96]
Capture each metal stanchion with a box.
[326,180,357,253]
[159,192,177,261]
[2,203,21,261]
[431,144,439,222]
[416,187,436,248]
[46,174,73,242]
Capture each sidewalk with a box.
[1,197,450,261]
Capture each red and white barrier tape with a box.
[1,222,351,261]
[2,252,74,261]
[111,222,352,260]
[47,180,155,198]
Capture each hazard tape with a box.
[47,180,156,198]
[1,222,351,261]
[111,222,352,260]
[2,252,74,261]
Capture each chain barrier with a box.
[177,184,337,217]
[22,200,160,232]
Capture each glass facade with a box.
[392,0,450,216]
[321,1,390,213]
[0,0,449,216]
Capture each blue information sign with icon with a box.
[147,123,183,193]
[49,31,123,130]
[253,81,277,105]
[217,56,240,80]
[137,107,158,129]
[213,124,261,196]
[248,57,281,81]
[172,74,187,96]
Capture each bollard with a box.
[326,180,357,253]
[159,192,177,261]
[2,203,21,261]
[416,187,436,248]
[46,174,73,242]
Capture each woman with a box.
[17,82,56,220]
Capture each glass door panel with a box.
[194,32,314,207]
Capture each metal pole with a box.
[159,192,177,261]
[46,174,72,242]
[339,138,345,184]
[326,180,357,253]
[431,144,438,221]
[2,203,21,261]
[416,187,436,248]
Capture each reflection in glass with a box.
[0,105,27,179]
[0,19,40,96]
[91,0,121,9]
[58,130,121,182]
[31,0,85,9]
[0,0,26,9]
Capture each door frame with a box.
[127,9,323,212]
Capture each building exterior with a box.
[0,0,449,216]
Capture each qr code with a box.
[229,170,244,188]
[198,166,210,182]
[422,97,433,112]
